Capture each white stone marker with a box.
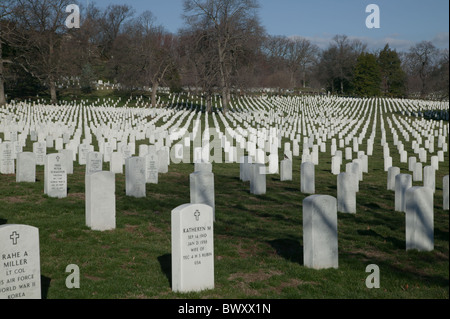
[301,161,315,194]
[125,157,146,198]
[86,152,103,175]
[423,166,435,193]
[443,175,449,211]
[0,224,41,299]
[171,203,214,293]
[145,153,159,184]
[303,195,338,269]
[337,172,356,213]
[16,152,36,183]
[395,174,412,212]
[413,162,423,182]
[387,166,400,191]
[110,152,123,174]
[239,156,252,182]
[405,187,434,251]
[157,149,169,173]
[250,163,266,195]
[190,171,215,219]
[33,142,46,165]
[60,149,73,174]
[44,153,67,198]
[0,142,14,174]
[280,159,292,181]
[86,171,116,231]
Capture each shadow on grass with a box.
[357,228,404,249]
[40,275,51,299]
[267,238,303,265]
[158,254,172,287]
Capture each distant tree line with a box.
[0,0,448,110]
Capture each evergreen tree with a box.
[353,52,381,97]
[378,44,406,97]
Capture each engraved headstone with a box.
[171,203,214,293]
[0,224,41,299]
[44,153,67,198]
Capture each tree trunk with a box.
[206,94,212,113]
[50,81,57,104]
[0,41,6,106]
[151,81,159,107]
[221,85,228,115]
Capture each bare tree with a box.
[0,0,14,105]
[112,11,176,107]
[285,36,319,89]
[10,0,76,104]
[97,4,134,60]
[183,0,262,114]
[405,41,439,98]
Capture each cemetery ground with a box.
[0,94,448,299]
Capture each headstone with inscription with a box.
[33,142,46,166]
[171,203,214,293]
[0,224,41,299]
[44,153,67,198]
[86,152,103,175]
[145,153,159,184]
[0,142,14,174]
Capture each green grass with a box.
[0,96,448,299]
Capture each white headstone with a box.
[303,195,338,269]
[337,172,356,213]
[250,163,266,195]
[44,153,67,198]
[171,203,214,293]
[0,224,41,299]
[86,152,103,175]
[0,142,14,174]
[16,152,36,183]
[280,159,292,181]
[387,166,400,191]
[301,161,315,194]
[125,157,146,198]
[190,171,215,220]
[443,175,449,211]
[110,152,123,174]
[86,171,116,231]
[145,153,159,184]
[395,174,412,212]
[405,187,434,251]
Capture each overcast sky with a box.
[89,0,449,51]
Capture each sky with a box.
[88,0,449,51]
